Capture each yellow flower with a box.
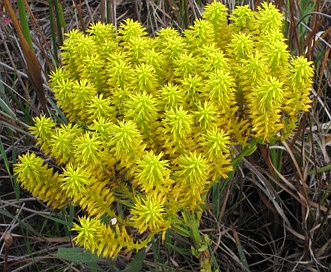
[108,120,145,169]
[174,152,210,210]
[118,18,147,42]
[29,115,55,154]
[134,151,173,194]
[247,76,284,141]
[229,5,256,31]
[50,123,82,165]
[131,194,170,234]
[73,216,146,258]
[73,132,104,167]
[61,165,92,200]
[14,152,68,209]
[72,216,103,253]
[255,2,283,34]
[203,128,233,180]
[194,101,218,131]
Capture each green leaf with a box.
[54,247,101,264]
[40,214,73,228]
[198,244,209,252]
[122,249,146,272]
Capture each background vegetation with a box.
[0,0,330,271]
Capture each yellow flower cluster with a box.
[14,2,313,258]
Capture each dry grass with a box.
[1,0,331,271]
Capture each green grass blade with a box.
[233,228,250,271]
[40,213,73,228]
[48,0,59,65]
[0,138,12,180]
[48,97,67,124]
[53,0,66,46]
[0,75,18,120]
[17,0,34,51]
[211,181,221,219]
[0,96,17,120]
[11,144,21,201]
[308,164,331,175]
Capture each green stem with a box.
[183,210,213,272]
[232,138,260,170]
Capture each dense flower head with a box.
[198,44,228,74]
[202,1,229,49]
[15,1,313,260]
[173,151,210,209]
[184,19,216,50]
[108,120,145,170]
[227,32,255,60]
[255,2,283,34]
[50,123,83,165]
[158,83,185,110]
[14,153,68,209]
[194,101,219,131]
[130,194,170,234]
[134,151,173,194]
[229,5,256,32]
[29,115,54,154]
[86,22,117,43]
[73,132,105,167]
[61,164,93,199]
[118,18,147,41]
[72,216,145,258]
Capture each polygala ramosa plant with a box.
[14,2,313,270]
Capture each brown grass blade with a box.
[288,0,302,54]
[3,0,47,114]
[305,0,321,60]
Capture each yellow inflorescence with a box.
[14,2,313,258]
